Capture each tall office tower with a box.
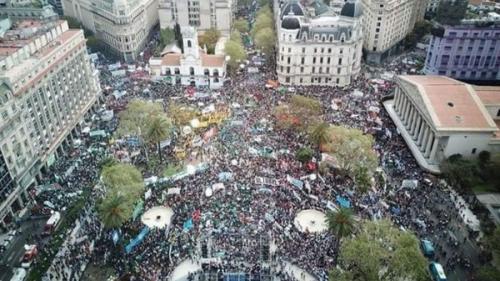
[0,19,101,229]
[62,0,159,62]
[361,0,419,63]
[158,0,234,35]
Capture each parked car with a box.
[420,239,435,258]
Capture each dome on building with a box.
[281,16,301,29]
[340,0,363,18]
[280,1,304,19]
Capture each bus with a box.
[429,262,447,281]
[42,211,61,235]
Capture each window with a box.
[189,67,195,76]
[472,148,477,154]
[312,67,315,73]
[286,67,290,73]
[313,57,316,63]
[300,67,304,73]
[302,47,306,53]
[328,48,331,53]
[287,57,291,64]
[320,57,323,64]
[187,40,192,48]
[327,58,331,64]
[314,48,317,53]
[301,57,305,64]
[338,58,342,65]
[285,77,290,83]
[497,109,500,117]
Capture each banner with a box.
[125,226,149,253]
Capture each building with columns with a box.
[384,75,500,173]
[158,0,234,35]
[61,0,159,62]
[0,19,101,230]
[149,26,227,89]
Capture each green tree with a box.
[230,30,243,44]
[354,166,372,194]
[440,154,478,192]
[273,95,322,131]
[167,102,199,126]
[199,28,221,54]
[252,9,273,37]
[234,19,250,33]
[255,27,276,54]
[145,115,172,163]
[98,195,131,229]
[326,208,355,264]
[308,122,331,148]
[479,151,491,167]
[487,226,500,266]
[295,147,313,163]
[225,39,247,71]
[101,163,144,206]
[323,126,378,184]
[116,99,164,137]
[335,219,429,281]
[476,266,500,281]
[160,28,176,49]
[435,0,468,25]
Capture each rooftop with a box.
[399,76,497,131]
[474,86,500,105]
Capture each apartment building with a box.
[62,0,159,62]
[0,19,101,229]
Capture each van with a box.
[429,262,447,281]
[42,211,61,235]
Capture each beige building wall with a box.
[62,0,159,61]
[158,0,233,35]
[362,0,417,63]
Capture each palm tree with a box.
[327,207,355,265]
[98,195,130,229]
[146,115,171,163]
[309,122,330,149]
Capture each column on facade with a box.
[410,111,419,135]
[404,103,414,126]
[406,107,413,129]
[429,137,440,162]
[417,123,428,146]
[17,196,24,208]
[424,132,435,158]
[407,107,416,130]
[413,116,422,138]
[394,89,402,113]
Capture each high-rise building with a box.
[424,17,500,81]
[62,0,159,62]
[158,0,234,35]
[0,19,101,229]
[276,0,364,87]
[361,0,420,63]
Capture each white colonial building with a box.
[276,0,363,87]
[384,75,500,173]
[158,0,234,35]
[62,0,159,62]
[149,26,226,89]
